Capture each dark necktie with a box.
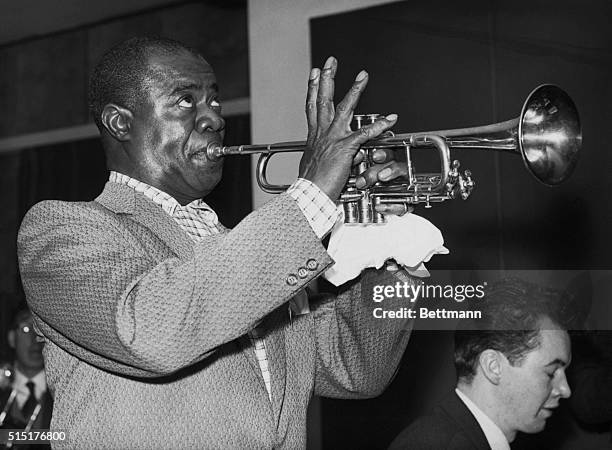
[21,381,37,421]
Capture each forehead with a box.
[524,322,571,366]
[145,50,217,91]
[13,311,33,328]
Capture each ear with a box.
[101,103,133,141]
[7,330,15,349]
[478,349,503,385]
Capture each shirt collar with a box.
[108,171,218,224]
[14,368,47,399]
[455,388,510,450]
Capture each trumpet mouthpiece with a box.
[206,142,224,161]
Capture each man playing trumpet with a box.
[18,37,419,448]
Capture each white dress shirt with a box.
[13,368,46,409]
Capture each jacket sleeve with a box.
[312,269,416,398]
[18,194,332,378]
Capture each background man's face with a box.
[10,313,44,372]
[499,317,571,436]
[129,49,226,201]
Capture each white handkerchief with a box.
[323,213,449,286]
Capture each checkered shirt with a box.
[109,172,339,401]
[286,178,341,238]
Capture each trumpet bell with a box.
[520,84,581,186]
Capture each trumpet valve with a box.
[445,159,461,198]
[372,197,385,224]
[449,159,460,177]
[460,170,475,200]
[353,114,365,130]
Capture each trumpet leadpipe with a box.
[206,141,307,160]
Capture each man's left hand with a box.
[353,148,413,216]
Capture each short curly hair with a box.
[88,36,201,130]
[454,278,566,382]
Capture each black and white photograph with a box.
[0,1,610,449]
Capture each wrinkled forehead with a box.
[145,50,216,91]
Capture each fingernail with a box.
[386,114,398,121]
[372,151,385,162]
[379,168,392,180]
[309,68,320,80]
[355,177,366,189]
[355,70,367,81]
[324,57,335,69]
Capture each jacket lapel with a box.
[443,391,492,450]
[95,182,194,260]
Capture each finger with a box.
[354,160,408,189]
[371,148,395,163]
[317,56,337,131]
[344,114,398,147]
[305,68,320,145]
[375,204,414,216]
[332,70,368,130]
[352,150,365,166]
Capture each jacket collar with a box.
[95,181,136,215]
[441,391,492,450]
[94,181,197,260]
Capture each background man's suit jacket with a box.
[389,391,491,450]
[0,384,53,430]
[18,182,413,449]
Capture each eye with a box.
[545,369,557,380]
[209,98,221,109]
[178,96,195,108]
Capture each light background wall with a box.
[248,0,396,208]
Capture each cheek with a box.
[507,374,545,412]
[148,126,188,163]
[145,127,163,150]
[16,339,30,354]
[146,111,191,149]
[525,379,554,413]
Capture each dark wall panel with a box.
[0,0,248,139]
[0,32,89,136]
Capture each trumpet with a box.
[207,85,581,224]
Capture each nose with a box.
[196,106,225,134]
[554,372,571,399]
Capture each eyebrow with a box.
[545,358,569,367]
[169,82,219,97]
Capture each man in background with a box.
[390,279,572,450]
[1,307,52,430]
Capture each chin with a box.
[523,419,547,434]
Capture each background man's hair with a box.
[88,36,200,130]
[454,278,566,382]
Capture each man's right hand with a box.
[298,56,398,202]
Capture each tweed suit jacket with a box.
[18,181,413,449]
[388,391,491,450]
